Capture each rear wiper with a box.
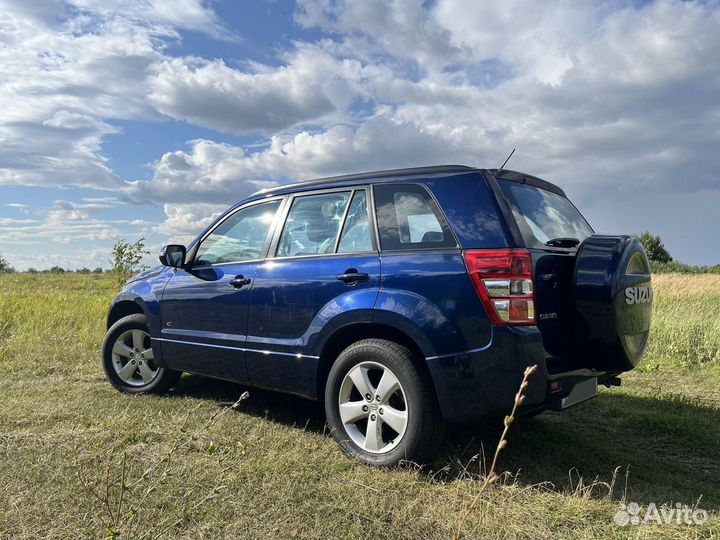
[545,237,580,248]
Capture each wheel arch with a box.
[107,300,146,329]
[316,322,435,402]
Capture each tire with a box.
[325,338,445,467]
[573,235,653,371]
[102,313,181,394]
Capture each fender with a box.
[108,291,156,332]
[306,288,379,355]
[371,308,439,357]
[108,268,172,339]
[373,288,475,358]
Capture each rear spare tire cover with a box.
[573,235,652,372]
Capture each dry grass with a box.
[0,273,718,539]
[646,274,720,366]
[651,274,720,298]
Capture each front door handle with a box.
[336,269,369,284]
[229,275,251,288]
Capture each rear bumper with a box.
[425,326,605,422]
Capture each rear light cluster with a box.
[463,249,536,325]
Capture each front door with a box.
[158,198,283,381]
[246,188,380,397]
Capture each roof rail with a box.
[257,164,477,196]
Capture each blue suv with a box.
[102,165,653,466]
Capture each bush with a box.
[0,254,15,274]
[110,238,149,288]
[49,266,65,274]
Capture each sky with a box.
[0,0,719,270]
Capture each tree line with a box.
[0,238,149,287]
[0,234,718,278]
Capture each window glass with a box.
[277,192,351,257]
[374,184,456,250]
[194,200,281,266]
[407,213,442,242]
[337,190,374,253]
[498,180,593,246]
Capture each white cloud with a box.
[147,44,375,134]
[294,0,461,71]
[70,0,236,40]
[42,110,114,131]
[0,218,40,225]
[138,0,720,265]
[432,1,604,84]
[128,139,279,204]
[154,202,226,244]
[1,0,720,266]
[127,114,491,208]
[48,200,89,222]
[79,197,124,211]
[0,196,156,270]
[0,6,154,188]
[0,0,229,190]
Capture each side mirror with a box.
[159,244,186,268]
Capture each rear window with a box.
[499,180,593,247]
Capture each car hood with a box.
[125,266,165,286]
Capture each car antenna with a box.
[498,148,515,172]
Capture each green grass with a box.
[645,274,720,366]
[0,273,718,539]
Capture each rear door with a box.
[159,198,284,381]
[245,187,380,397]
[372,182,492,354]
[493,177,594,358]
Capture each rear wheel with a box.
[325,338,445,466]
[102,313,181,394]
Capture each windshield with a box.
[499,180,593,247]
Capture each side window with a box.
[194,200,281,266]
[337,190,374,253]
[277,192,351,257]
[373,183,456,250]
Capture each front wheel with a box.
[325,339,445,467]
[102,313,181,394]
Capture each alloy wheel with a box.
[338,361,408,453]
[111,329,159,387]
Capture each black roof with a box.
[252,164,565,198]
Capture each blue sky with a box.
[1,0,719,270]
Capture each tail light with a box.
[463,249,536,325]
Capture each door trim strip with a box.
[153,337,320,360]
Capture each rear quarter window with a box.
[373,183,457,250]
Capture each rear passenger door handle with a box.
[229,275,251,288]
[336,270,369,284]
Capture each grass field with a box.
[0,273,718,539]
